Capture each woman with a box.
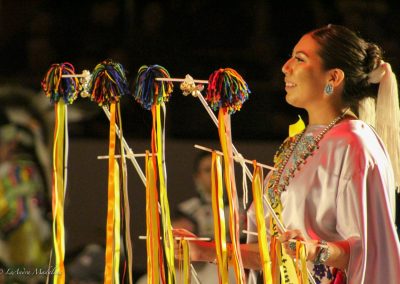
[175,25,400,283]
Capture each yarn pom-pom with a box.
[133,65,173,110]
[41,62,80,104]
[87,59,130,106]
[206,68,250,114]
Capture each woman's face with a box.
[281,34,329,110]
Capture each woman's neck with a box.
[307,105,347,125]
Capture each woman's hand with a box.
[278,229,319,261]
[278,229,350,270]
[172,228,216,262]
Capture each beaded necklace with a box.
[268,109,349,204]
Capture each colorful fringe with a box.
[206,68,250,114]
[133,65,173,110]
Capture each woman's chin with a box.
[285,94,306,109]
[285,94,297,107]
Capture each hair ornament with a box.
[133,65,173,110]
[87,59,130,106]
[41,62,80,104]
[206,68,251,114]
[368,61,387,84]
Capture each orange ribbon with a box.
[218,109,245,283]
[145,151,164,284]
[104,102,118,283]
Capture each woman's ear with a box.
[328,68,345,87]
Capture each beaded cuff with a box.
[314,240,330,265]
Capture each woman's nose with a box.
[282,58,291,74]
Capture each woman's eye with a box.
[295,56,304,62]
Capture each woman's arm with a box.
[173,228,262,270]
[279,230,350,270]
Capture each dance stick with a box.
[97,153,155,160]
[156,77,208,84]
[194,144,275,171]
[156,76,254,180]
[242,230,328,249]
[138,236,211,241]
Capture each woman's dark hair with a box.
[310,24,382,109]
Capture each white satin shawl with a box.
[247,119,400,283]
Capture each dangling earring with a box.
[324,83,334,96]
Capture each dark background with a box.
[1,0,399,142]
[1,0,400,280]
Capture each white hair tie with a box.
[367,61,387,84]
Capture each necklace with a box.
[268,109,349,203]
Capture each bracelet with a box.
[314,240,330,265]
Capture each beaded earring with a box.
[324,83,334,95]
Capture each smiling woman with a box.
[174,24,400,284]
[255,24,400,284]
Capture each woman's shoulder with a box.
[325,119,387,161]
[327,119,377,145]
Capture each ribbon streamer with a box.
[205,67,250,283]
[218,109,245,283]
[251,162,273,283]
[145,152,165,284]
[134,65,175,283]
[87,59,131,283]
[176,239,191,284]
[41,62,80,283]
[295,241,308,284]
[211,152,229,283]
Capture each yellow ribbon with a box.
[52,101,66,284]
[269,198,299,283]
[177,239,191,284]
[152,103,176,283]
[295,242,308,284]
[211,152,229,283]
[218,109,245,283]
[251,162,273,283]
[117,103,134,284]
